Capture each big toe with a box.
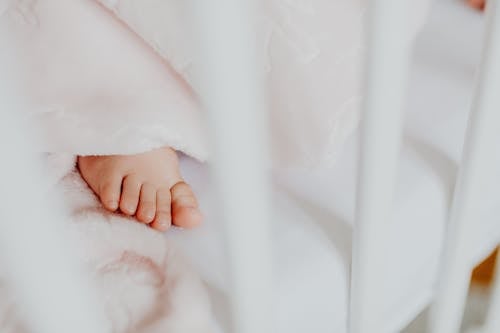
[171,181,203,228]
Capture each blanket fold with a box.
[0,0,209,160]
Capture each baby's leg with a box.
[78,147,202,232]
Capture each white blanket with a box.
[0,1,433,332]
[0,0,208,159]
[0,0,431,167]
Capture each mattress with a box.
[168,1,500,332]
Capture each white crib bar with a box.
[0,55,106,332]
[191,2,273,333]
[350,2,412,332]
[430,1,500,332]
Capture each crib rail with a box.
[430,1,500,332]
[350,1,412,332]
[352,1,500,332]
[192,2,273,333]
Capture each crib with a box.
[1,0,500,333]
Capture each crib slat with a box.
[430,1,500,332]
[350,2,412,333]
[0,53,106,332]
[191,2,273,333]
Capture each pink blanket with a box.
[0,153,217,332]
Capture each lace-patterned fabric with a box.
[99,0,368,168]
[1,0,430,168]
[1,0,38,26]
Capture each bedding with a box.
[0,153,219,332]
[0,0,431,168]
[0,0,209,159]
[170,1,500,332]
[2,0,499,332]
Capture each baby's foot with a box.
[468,0,485,10]
[77,147,202,231]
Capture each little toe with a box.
[99,174,123,212]
[119,174,141,215]
[171,181,203,228]
[150,187,172,232]
[137,183,157,224]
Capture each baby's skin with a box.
[469,0,486,10]
[78,147,202,232]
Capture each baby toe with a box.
[137,183,157,224]
[119,174,141,215]
[171,181,203,228]
[150,187,172,232]
[99,174,122,212]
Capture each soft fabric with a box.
[0,1,433,332]
[0,0,431,168]
[0,0,208,159]
[0,153,218,333]
[97,0,432,168]
[98,0,366,168]
[173,4,500,332]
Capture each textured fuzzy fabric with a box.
[0,153,217,333]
